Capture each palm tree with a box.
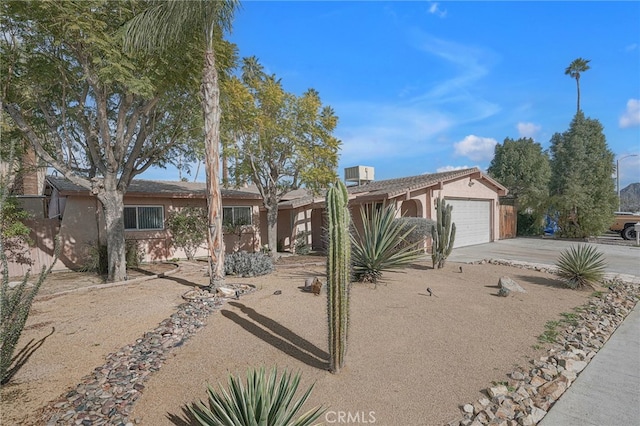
[122,0,239,288]
[565,57,591,113]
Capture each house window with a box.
[124,206,164,230]
[223,206,252,227]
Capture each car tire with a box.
[622,225,637,240]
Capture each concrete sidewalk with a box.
[449,238,640,425]
[539,304,640,425]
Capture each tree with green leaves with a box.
[165,207,207,260]
[2,0,207,282]
[565,57,591,113]
[549,112,616,237]
[221,57,340,256]
[123,0,239,287]
[488,137,551,234]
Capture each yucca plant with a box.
[555,244,607,289]
[189,367,324,426]
[352,203,425,284]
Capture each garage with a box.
[445,199,491,248]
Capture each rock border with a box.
[35,288,255,426]
[448,259,640,426]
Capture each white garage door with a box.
[445,199,491,248]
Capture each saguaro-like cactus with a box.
[431,197,456,269]
[326,180,351,373]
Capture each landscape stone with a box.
[488,385,509,398]
[498,276,526,293]
[498,287,510,297]
[559,358,587,373]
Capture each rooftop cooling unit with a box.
[344,166,374,186]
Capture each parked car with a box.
[610,212,640,240]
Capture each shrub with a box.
[224,251,274,277]
[294,230,311,255]
[0,194,33,266]
[393,217,435,248]
[555,244,606,289]
[125,240,142,268]
[166,207,207,260]
[189,367,324,426]
[79,240,141,274]
[352,203,425,283]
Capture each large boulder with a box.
[499,276,526,294]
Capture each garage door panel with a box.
[445,199,491,248]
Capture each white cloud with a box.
[625,43,638,52]
[517,122,541,139]
[407,31,501,121]
[435,165,473,173]
[454,135,497,161]
[428,2,447,18]
[336,101,453,166]
[619,99,640,128]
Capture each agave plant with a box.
[189,367,324,426]
[351,203,425,283]
[555,244,607,289]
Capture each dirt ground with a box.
[1,257,593,426]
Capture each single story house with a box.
[9,167,507,274]
[272,167,509,251]
[41,176,274,270]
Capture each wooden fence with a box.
[3,218,60,278]
[499,204,517,239]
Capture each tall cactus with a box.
[431,196,456,269]
[326,180,351,373]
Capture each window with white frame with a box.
[124,206,164,230]
[223,206,252,227]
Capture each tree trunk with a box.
[202,48,225,288]
[97,189,127,282]
[266,203,278,258]
[576,76,581,113]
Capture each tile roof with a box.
[46,176,262,199]
[346,167,486,198]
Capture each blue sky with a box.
[144,1,640,190]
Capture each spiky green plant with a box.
[555,244,606,289]
[352,203,425,283]
[189,367,324,426]
[1,139,59,386]
[326,180,351,373]
[431,197,456,269]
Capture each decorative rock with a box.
[510,371,525,381]
[530,406,547,423]
[529,375,547,387]
[311,279,325,296]
[488,385,509,398]
[498,276,526,293]
[498,287,510,297]
[217,287,236,298]
[305,276,320,291]
[538,377,568,400]
[559,358,587,373]
[36,284,253,425]
[463,404,474,414]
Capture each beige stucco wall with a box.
[432,176,501,242]
[347,175,502,248]
[48,194,264,270]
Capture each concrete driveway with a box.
[449,237,640,276]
